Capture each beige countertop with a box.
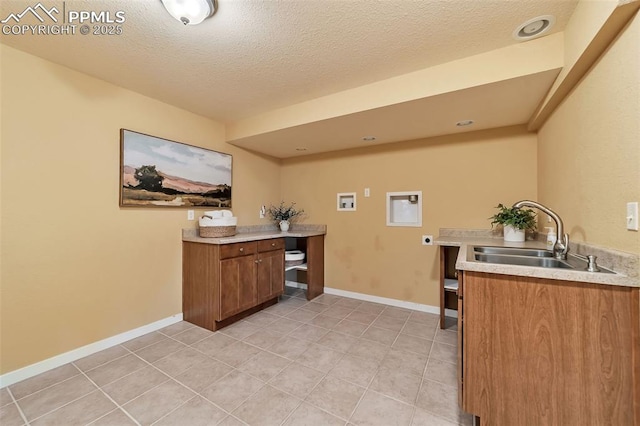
[436,229,639,288]
[182,224,326,245]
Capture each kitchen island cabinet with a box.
[458,270,640,425]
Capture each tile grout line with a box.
[312,299,386,425]
[409,320,439,426]
[10,365,90,425]
[263,295,357,423]
[106,330,260,425]
[345,310,411,425]
[75,361,142,426]
[8,363,85,404]
[372,310,440,425]
[287,299,432,424]
[89,332,217,425]
[217,300,460,426]
[414,318,468,426]
[143,329,305,426]
[148,394,200,426]
[6,386,30,426]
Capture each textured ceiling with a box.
[0,0,578,122]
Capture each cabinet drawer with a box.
[220,241,257,259]
[258,238,285,252]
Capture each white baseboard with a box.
[300,284,459,319]
[0,313,183,389]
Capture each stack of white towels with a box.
[199,210,238,227]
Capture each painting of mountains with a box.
[120,129,232,207]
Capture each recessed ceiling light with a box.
[513,15,555,41]
[362,136,376,141]
[456,120,474,127]
[295,147,308,151]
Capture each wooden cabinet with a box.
[459,271,640,425]
[218,253,258,320]
[439,245,460,329]
[183,238,285,331]
[257,240,285,303]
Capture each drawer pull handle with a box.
[239,248,244,252]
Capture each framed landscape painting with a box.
[120,129,232,207]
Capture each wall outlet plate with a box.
[187,210,195,221]
[422,235,433,245]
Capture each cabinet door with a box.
[257,249,284,303]
[218,255,257,321]
[463,271,639,425]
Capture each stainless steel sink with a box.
[471,246,615,273]
[474,253,574,269]
[473,246,553,257]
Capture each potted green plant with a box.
[490,203,537,242]
[267,201,304,232]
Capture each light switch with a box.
[364,188,370,197]
[627,202,638,231]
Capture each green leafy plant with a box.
[490,203,537,231]
[267,201,304,222]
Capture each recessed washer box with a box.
[337,192,356,211]
[386,191,422,227]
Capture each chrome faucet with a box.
[512,200,569,260]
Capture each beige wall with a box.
[538,12,640,254]
[281,126,537,305]
[0,45,281,374]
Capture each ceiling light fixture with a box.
[160,0,216,25]
[362,136,376,141]
[295,147,308,151]
[456,120,474,127]
[513,15,555,41]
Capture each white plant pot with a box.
[279,220,290,232]
[503,225,525,242]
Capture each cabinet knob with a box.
[271,243,275,247]
[255,259,259,263]
[239,248,244,252]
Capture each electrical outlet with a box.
[627,202,638,231]
[364,188,370,197]
[259,205,266,219]
[187,210,195,221]
[422,235,433,245]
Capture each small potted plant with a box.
[267,201,304,232]
[490,203,536,242]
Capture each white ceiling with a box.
[0,0,580,157]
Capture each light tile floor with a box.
[0,288,471,426]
